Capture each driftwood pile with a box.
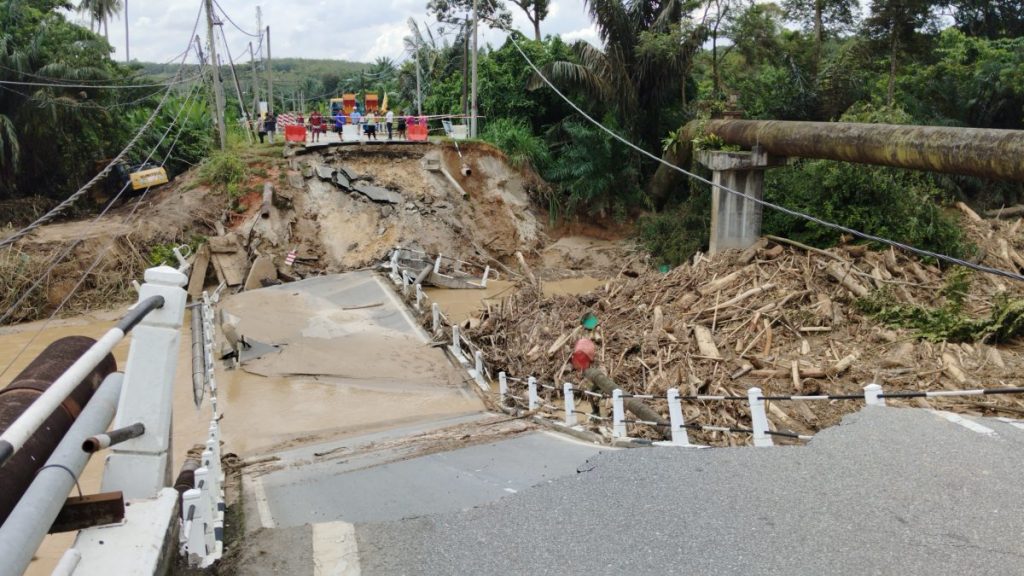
[467,210,1024,445]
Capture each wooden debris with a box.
[692,325,721,359]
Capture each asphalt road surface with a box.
[355,407,1024,576]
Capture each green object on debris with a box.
[659,264,671,273]
[581,313,599,330]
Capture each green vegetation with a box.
[481,118,548,170]
[147,235,206,268]
[197,150,249,198]
[857,269,1024,342]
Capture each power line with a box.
[505,33,1024,284]
[0,2,206,249]
[213,0,260,37]
[0,79,205,381]
[0,73,202,90]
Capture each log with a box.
[515,251,538,287]
[941,352,968,385]
[956,201,983,223]
[828,354,858,376]
[985,204,1024,219]
[825,262,870,297]
[698,270,742,296]
[692,325,721,359]
[583,367,667,439]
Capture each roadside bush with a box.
[637,189,711,267]
[197,151,248,193]
[481,118,549,170]
[546,119,646,220]
[763,159,970,258]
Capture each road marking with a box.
[996,417,1024,431]
[931,410,996,436]
[312,521,361,576]
[541,430,621,450]
[244,475,276,528]
[372,274,430,343]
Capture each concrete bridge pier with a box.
[696,147,786,255]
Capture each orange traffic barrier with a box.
[284,125,305,142]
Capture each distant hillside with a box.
[140,58,372,105]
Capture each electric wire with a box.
[0,78,204,382]
[505,33,1024,283]
[0,3,205,249]
[0,73,202,90]
[213,0,260,38]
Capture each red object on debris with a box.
[571,338,597,371]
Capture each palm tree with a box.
[527,0,707,151]
[78,0,123,39]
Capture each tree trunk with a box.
[887,30,898,106]
[582,367,668,439]
[533,14,541,41]
[813,0,823,69]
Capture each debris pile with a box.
[466,215,1024,445]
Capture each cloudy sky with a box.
[72,0,600,65]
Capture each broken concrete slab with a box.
[353,182,402,204]
[334,171,351,190]
[208,233,243,253]
[337,166,357,181]
[315,164,336,180]
[287,173,305,190]
[244,254,278,290]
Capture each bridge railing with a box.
[384,252,1024,447]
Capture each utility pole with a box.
[204,0,227,150]
[415,30,422,116]
[461,17,468,118]
[124,0,130,62]
[221,34,253,144]
[265,24,274,114]
[249,42,260,122]
[470,0,479,137]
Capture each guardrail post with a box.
[748,387,773,447]
[389,249,401,284]
[450,325,467,363]
[528,377,538,411]
[432,302,441,334]
[102,265,188,499]
[499,372,508,406]
[480,266,490,288]
[864,383,886,406]
[472,350,486,388]
[182,488,207,563]
[415,284,424,312]
[563,382,577,426]
[434,254,442,273]
[194,467,216,555]
[612,389,627,438]
[667,388,691,446]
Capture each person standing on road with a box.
[267,113,278,144]
[365,110,377,140]
[309,110,323,142]
[258,114,268,143]
[334,111,345,136]
[397,111,407,140]
[385,109,394,140]
[351,108,362,136]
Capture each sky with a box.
[70,0,601,65]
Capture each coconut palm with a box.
[78,0,123,38]
[526,0,707,151]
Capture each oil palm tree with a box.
[526,0,707,152]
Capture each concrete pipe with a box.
[0,336,116,525]
[460,164,472,177]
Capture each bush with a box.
[545,119,646,219]
[481,118,549,170]
[763,159,971,258]
[197,151,248,192]
[637,191,711,267]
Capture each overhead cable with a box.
[505,33,1024,283]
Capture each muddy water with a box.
[0,308,213,576]
[425,277,606,324]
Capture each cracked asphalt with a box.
[355,407,1024,575]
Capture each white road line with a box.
[931,410,997,436]
[312,521,361,576]
[541,430,620,450]
[244,475,276,529]
[372,274,431,344]
[996,417,1024,431]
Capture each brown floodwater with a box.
[425,276,607,324]
[0,308,213,576]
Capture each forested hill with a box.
[140,58,370,98]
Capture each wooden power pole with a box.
[204,0,227,150]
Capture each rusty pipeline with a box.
[702,119,1024,181]
[261,182,273,219]
[0,336,116,525]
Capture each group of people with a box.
[256,109,425,144]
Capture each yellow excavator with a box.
[91,159,169,204]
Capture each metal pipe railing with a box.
[0,373,123,576]
[82,422,145,453]
[0,296,164,469]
